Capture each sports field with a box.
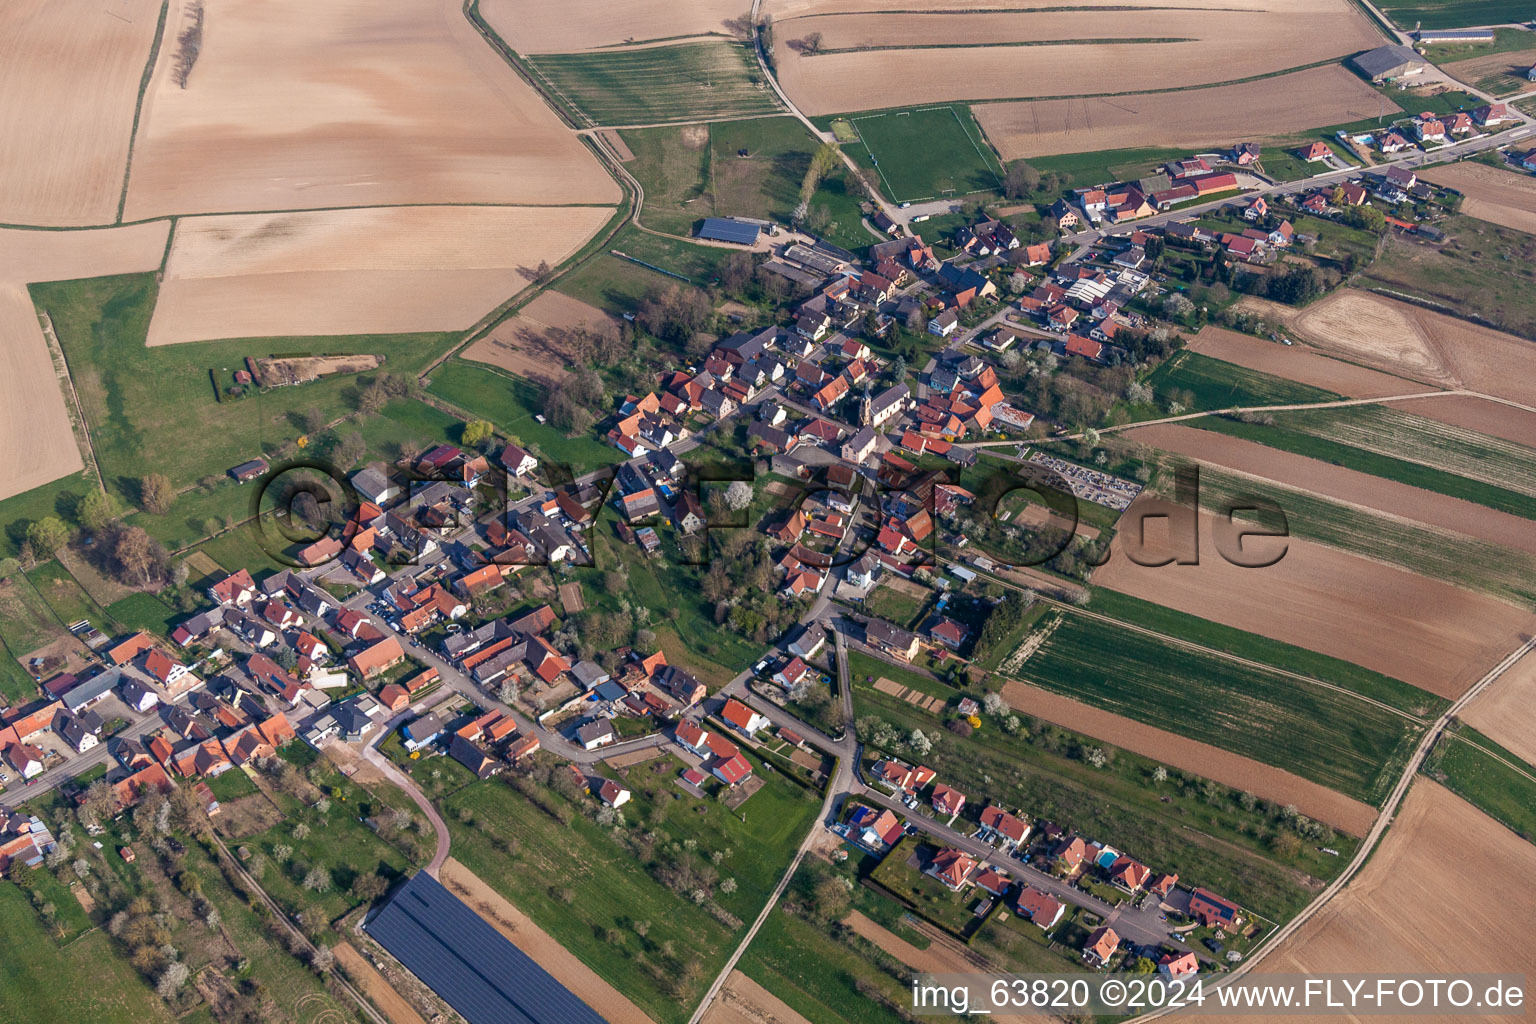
[525,41,783,126]
[1007,610,1423,803]
[841,105,1004,202]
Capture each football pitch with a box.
[847,105,1004,202]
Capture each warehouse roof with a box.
[697,217,761,245]
[364,873,607,1024]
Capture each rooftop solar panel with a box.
[698,218,760,245]
[365,873,610,1024]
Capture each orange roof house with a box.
[1084,925,1120,966]
[349,636,406,680]
[378,683,410,712]
[107,632,156,666]
[926,848,978,890]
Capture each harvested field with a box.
[1458,649,1536,769]
[765,0,1382,115]
[1440,48,1536,96]
[1093,503,1536,699]
[333,943,428,1024]
[481,0,749,53]
[438,857,656,1024]
[147,206,613,345]
[1407,392,1536,447]
[998,679,1377,834]
[1271,289,1536,405]
[1123,422,1536,555]
[700,970,817,1024]
[123,0,619,219]
[1167,782,1536,1024]
[977,66,1393,162]
[462,290,622,385]
[1185,326,1435,399]
[0,221,171,501]
[0,0,162,226]
[1418,161,1536,235]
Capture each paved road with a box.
[361,706,454,875]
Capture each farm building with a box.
[364,873,606,1024]
[1350,45,1428,83]
[697,217,760,245]
[1414,28,1494,43]
[228,459,269,483]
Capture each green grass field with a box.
[1376,0,1528,31]
[0,885,175,1024]
[1195,467,1536,605]
[1008,145,1194,190]
[0,573,69,658]
[26,560,114,634]
[1192,405,1536,520]
[526,41,782,126]
[425,362,618,473]
[1425,724,1536,843]
[1144,350,1339,413]
[1012,610,1423,803]
[556,223,734,315]
[103,592,180,636]
[0,473,94,559]
[840,105,1004,202]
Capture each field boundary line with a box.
[1444,729,1536,786]
[36,310,106,494]
[115,0,172,224]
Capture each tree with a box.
[1152,765,1168,784]
[1003,161,1040,199]
[140,474,175,515]
[462,420,496,449]
[0,558,19,581]
[157,961,189,998]
[112,526,168,587]
[302,866,331,892]
[982,692,1008,716]
[309,945,335,973]
[26,517,68,557]
[334,431,366,469]
[80,489,120,531]
[723,480,753,511]
[301,406,327,434]
[357,382,388,415]
[1133,956,1156,975]
[908,728,932,755]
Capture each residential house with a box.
[720,698,769,737]
[1296,141,1330,162]
[1015,886,1065,929]
[926,848,978,891]
[851,806,905,848]
[711,752,753,787]
[931,783,966,818]
[1160,952,1199,978]
[1188,887,1242,928]
[107,631,157,666]
[349,636,406,680]
[928,309,959,337]
[1083,926,1120,967]
[499,442,539,478]
[979,805,1031,850]
[841,426,877,463]
[1109,855,1152,892]
[864,619,919,661]
[597,779,630,807]
[576,718,615,751]
[674,719,712,757]
[402,713,444,752]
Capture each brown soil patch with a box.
[1094,503,1536,699]
[1457,648,1536,768]
[147,206,612,345]
[873,676,944,713]
[0,221,170,501]
[1405,392,1536,447]
[701,970,816,1024]
[1265,289,1536,407]
[1185,326,1434,399]
[214,792,286,839]
[464,290,623,385]
[1418,161,1536,235]
[334,942,428,1024]
[253,354,384,387]
[123,0,619,220]
[1167,781,1536,1024]
[599,130,636,162]
[1122,422,1536,557]
[767,0,1380,115]
[558,581,585,615]
[0,0,163,226]
[998,678,1378,835]
[71,881,96,916]
[438,857,657,1024]
[481,0,748,52]
[977,66,1392,162]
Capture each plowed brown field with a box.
[1186,326,1435,399]
[1458,649,1536,768]
[701,971,816,1024]
[1418,161,1536,235]
[0,0,162,226]
[1121,422,1536,556]
[146,206,613,345]
[1094,503,1536,699]
[977,67,1392,161]
[999,679,1379,834]
[481,0,749,52]
[1166,781,1536,1024]
[123,0,619,219]
[765,0,1381,115]
[463,290,621,384]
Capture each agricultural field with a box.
[0,0,162,226]
[838,105,1003,202]
[1004,609,1423,804]
[1418,161,1536,235]
[524,41,783,127]
[1182,326,1432,398]
[1133,417,1536,531]
[1372,0,1533,30]
[554,224,737,313]
[479,0,749,52]
[123,0,617,220]
[1358,221,1536,342]
[425,361,619,473]
[765,0,1382,116]
[34,272,459,498]
[619,117,820,235]
[1459,649,1536,767]
[462,290,621,385]
[975,66,1394,163]
[1142,349,1339,411]
[1179,781,1536,1024]
[1424,724,1536,844]
[0,222,171,503]
[1441,45,1536,95]
[149,206,616,345]
[1092,504,1536,699]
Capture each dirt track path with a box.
[334,943,428,1024]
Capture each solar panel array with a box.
[365,873,610,1024]
[698,217,760,245]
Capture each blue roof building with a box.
[697,217,760,245]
